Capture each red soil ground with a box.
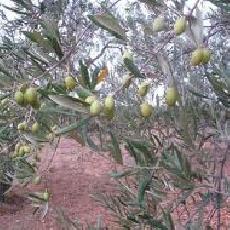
[0,138,229,229]
[0,138,121,230]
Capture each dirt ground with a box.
[0,138,120,230]
[0,138,229,230]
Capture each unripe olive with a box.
[174,17,186,35]
[65,76,76,90]
[140,102,153,118]
[18,122,27,131]
[43,191,50,201]
[47,133,55,142]
[14,91,25,106]
[104,95,115,119]
[166,87,178,106]
[24,88,38,105]
[191,48,203,66]
[138,82,149,97]
[90,100,101,116]
[23,145,31,154]
[104,95,115,111]
[104,109,115,120]
[31,99,40,109]
[31,162,37,168]
[51,125,58,132]
[31,122,39,134]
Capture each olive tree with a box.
[0,0,229,229]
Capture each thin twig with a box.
[43,136,61,173]
[190,0,201,16]
[108,0,123,9]
[86,41,111,65]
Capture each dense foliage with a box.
[0,0,229,229]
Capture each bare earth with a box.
[0,138,120,230]
[0,138,229,229]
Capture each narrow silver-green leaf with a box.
[54,117,90,135]
[138,175,151,208]
[123,58,144,78]
[109,131,123,164]
[48,95,89,113]
[88,13,126,40]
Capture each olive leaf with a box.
[123,58,144,78]
[23,31,53,51]
[138,175,151,208]
[189,8,204,46]
[48,95,89,113]
[40,19,63,59]
[79,60,91,89]
[9,0,33,9]
[162,210,175,230]
[90,66,101,90]
[76,86,94,100]
[109,131,123,164]
[126,139,155,166]
[54,117,90,135]
[206,73,230,107]
[88,13,126,40]
[157,53,173,79]
[160,146,193,184]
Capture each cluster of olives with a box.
[14,85,40,109]
[122,48,180,111]
[173,17,211,65]
[13,142,31,158]
[18,119,55,145]
[86,94,115,120]
[138,82,153,118]
[122,51,154,118]
[152,16,187,35]
[139,83,179,110]
[152,16,211,65]
[86,64,154,119]
[18,121,40,134]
